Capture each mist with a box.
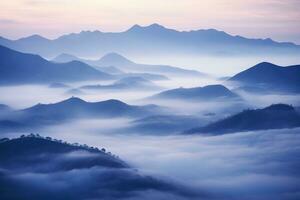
[1,42,300,199]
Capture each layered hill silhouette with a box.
[129,115,204,135]
[186,104,300,135]
[0,135,201,199]
[229,62,300,93]
[151,84,241,101]
[0,45,112,85]
[81,76,161,91]
[0,97,161,131]
[1,24,299,58]
[53,52,204,78]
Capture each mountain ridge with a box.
[185,104,300,135]
[0,45,113,85]
[1,23,299,58]
[229,62,300,93]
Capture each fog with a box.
[3,120,299,199]
[1,67,300,199]
[132,54,300,76]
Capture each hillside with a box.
[152,85,240,101]
[186,104,300,135]
[229,62,300,93]
[0,45,112,85]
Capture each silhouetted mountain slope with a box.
[186,104,300,135]
[0,135,202,200]
[0,135,126,171]
[0,97,162,132]
[229,62,300,93]
[52,53,80,63]
[94,53,206,77]
[81,76,161,90]
[130,115,204,134]
[1,24,299,58]
[152,85,240,101]
[52,52,203,78]
[0,45,113,85]
[22,97,159,119]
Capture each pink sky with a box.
[1,0,300,44]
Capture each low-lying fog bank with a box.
[3,126,300,199]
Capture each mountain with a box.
[129,115,204,135]
[81,76,161,91]
[0,45,113,85]
[52,53,79,63]
[186,104,300,135]
[52,52,204,78]
[96,52,134,67]
[229,62,300,93]
[93,53,206,77]
[22,97,159,119]
[0,135,200,200]
[0,135,127,170]
[151,84,241,101]
[0,24,299,58]
[0,97,162,131]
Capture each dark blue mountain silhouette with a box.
[229,62,300,93]
[0,45,113,85]
[0,135,202,199]
[151,84,240,101]
[186,104,300,135]
[0,135,126,171]
[0,23,299,58]
[0,97,162,131]
[129,115,204,135]
[22,97,159,119]
[52,53,80,63]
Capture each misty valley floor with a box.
[1,77,300,199]
[0,45,300,199]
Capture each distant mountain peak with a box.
[264,104,295,111]
[99,52,134,65]
[53,53,80,62]
[254,62,277,67]
[60,96,86,104]
[79,30,102,35]
[16,34,49,42]
[127,23,169,32]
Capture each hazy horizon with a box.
[1,0,300,44]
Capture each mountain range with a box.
[0,45,112,85]
[53,52,205,78]
[0,97,162,131]
[129,115,204,135]
[1,23,299,58]
[186,104,300,135]
[151,84,241,101]
[229,62,300,93]
[80,76,161,91]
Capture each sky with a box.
[0,0,300,44]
